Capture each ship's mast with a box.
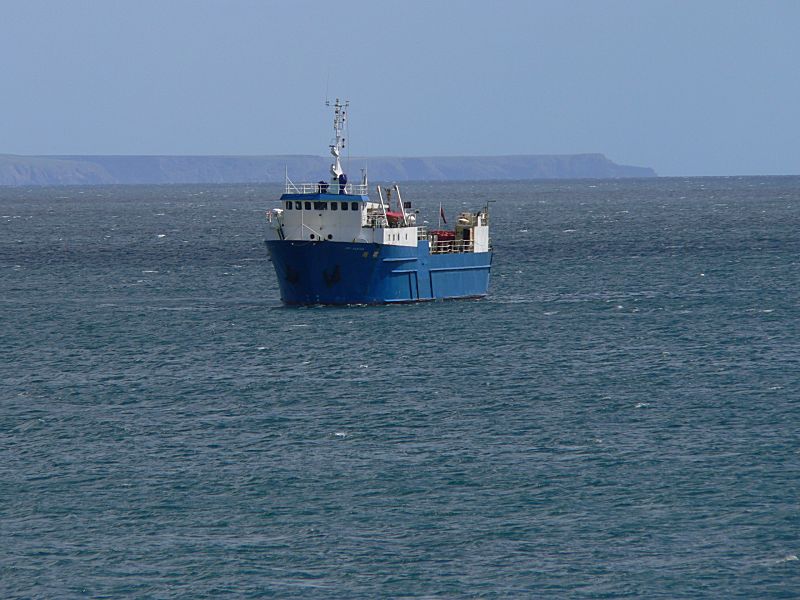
[327,98,348,185]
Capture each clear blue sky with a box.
[1,0,798,176]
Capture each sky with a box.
[1,0,798,176]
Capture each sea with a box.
[2,178,799,598]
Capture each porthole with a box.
[310,233,315,239]
[327,234,333,240]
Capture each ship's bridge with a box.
[270,186,370,243]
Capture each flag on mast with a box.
[439,203,447,226]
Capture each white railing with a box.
[430,239,475,254]
[284,181,369,195]
[365,214,388,228]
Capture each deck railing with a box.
[365,212,388,228]
[430,239,475,254]
[285,181,369,195]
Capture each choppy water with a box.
[2,178,799,598]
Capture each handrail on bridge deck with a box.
[285,180,369,195]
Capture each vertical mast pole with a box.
[376,186,389,227]
[394,185,408,226]
[327,98,348,191]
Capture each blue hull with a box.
[265,240,492,305]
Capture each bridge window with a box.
[351,202,359,211]
[330,202,338,211]
[285,201,292,210]
[314,201,327,210]
[295,201,302,210]
[340,202,348,211]
[304,201,311,210]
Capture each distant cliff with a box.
[0,153,655,186]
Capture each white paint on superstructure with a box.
[375,225,418,247]
[267,197,367,242]
[473,224,490,252]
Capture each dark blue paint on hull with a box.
[265,239,492,305]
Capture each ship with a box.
[264,100,492,305]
